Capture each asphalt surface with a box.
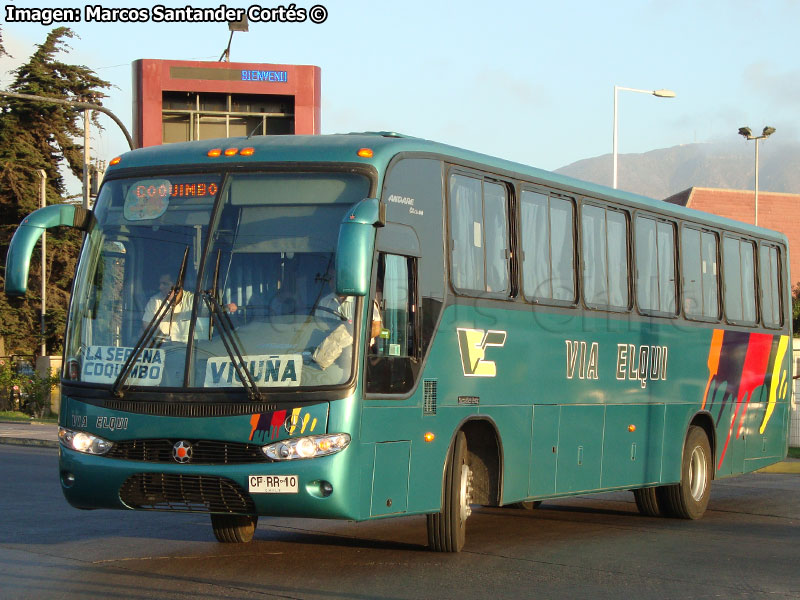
[1,444,799,600]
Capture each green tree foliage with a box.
[793,283,800,335]
[0,28,110,356]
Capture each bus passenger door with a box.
[363,253,419,516]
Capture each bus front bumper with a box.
[58,446,361,520]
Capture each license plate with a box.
[248,475,298,494]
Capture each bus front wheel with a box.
[658,426,712,520]
[211,514,258,543]
[427,430,472,552]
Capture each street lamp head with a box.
[738,126,753,139]
[762,126,776,138]
[228,16,249,32]
[652,89,676,98]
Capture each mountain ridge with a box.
[554,141,800,200]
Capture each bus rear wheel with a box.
[513,500,543,510]
[211,514,258,543]
[658,426,712,520]
[633,487,661,517]
[427,430,472,552]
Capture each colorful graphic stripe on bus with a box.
[703,330,790,469]
[248,407,319,442]
[761,335,790,435]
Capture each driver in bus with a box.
[142,273,195,343]
[316,274,382,341]
[143,273,239,343]
[312,274,383,369]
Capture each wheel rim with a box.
[459,464,473,522]
[688,445,707,501]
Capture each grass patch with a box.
[0,410,57,423]
[788,447,800,459]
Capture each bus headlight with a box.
[58,427,114,455]
[262,433,350,461]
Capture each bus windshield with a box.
[64,170,371,392]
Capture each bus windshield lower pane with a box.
[63,171,370,391]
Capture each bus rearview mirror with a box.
[335,198,384,296]
[5,205,93,296]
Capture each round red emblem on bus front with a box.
[172,441,193,464]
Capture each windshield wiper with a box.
[111,246,190,398]
[208,249,222,340]
[202,291,263,401]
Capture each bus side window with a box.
[448,174,510,296]
[723,236,757,324]
[581,204,629,310]
[759,244,782,328]
[366,253,418,395]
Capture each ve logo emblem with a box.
[456,328,507,377]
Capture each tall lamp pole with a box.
[613,86,676,189]
[738,126,776,226]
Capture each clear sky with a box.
[2,0,798,188]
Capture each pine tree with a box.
[0,27,111,356]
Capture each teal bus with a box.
[5,133,792,552]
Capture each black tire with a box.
[632,487,661,517]
[427,431,471,552]
[513,500,543,510]
[211,514,258,543]
[658,426,712,519]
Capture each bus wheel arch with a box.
[460,418,502,507]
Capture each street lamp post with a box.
[738,126,776,226]
[613,86,676,189]
[39,170,46,357]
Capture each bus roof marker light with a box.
[224,147,239,156]
[628,425,636,432]
[357,148,373,158]
[240,147,255,156]
[109,156,121,166]
[207,148,222,158]
[424,432,435,443]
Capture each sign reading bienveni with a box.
[241,70,289,82]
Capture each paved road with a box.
[1,445,799,600]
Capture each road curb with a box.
[756,462,800,474]
[0,437,58,449]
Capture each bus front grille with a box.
[119,473,255,513]
[107,439,268,464]
[102,400,278,417]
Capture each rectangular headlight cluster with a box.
[58,427,114,455]
[262,433,350,460]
